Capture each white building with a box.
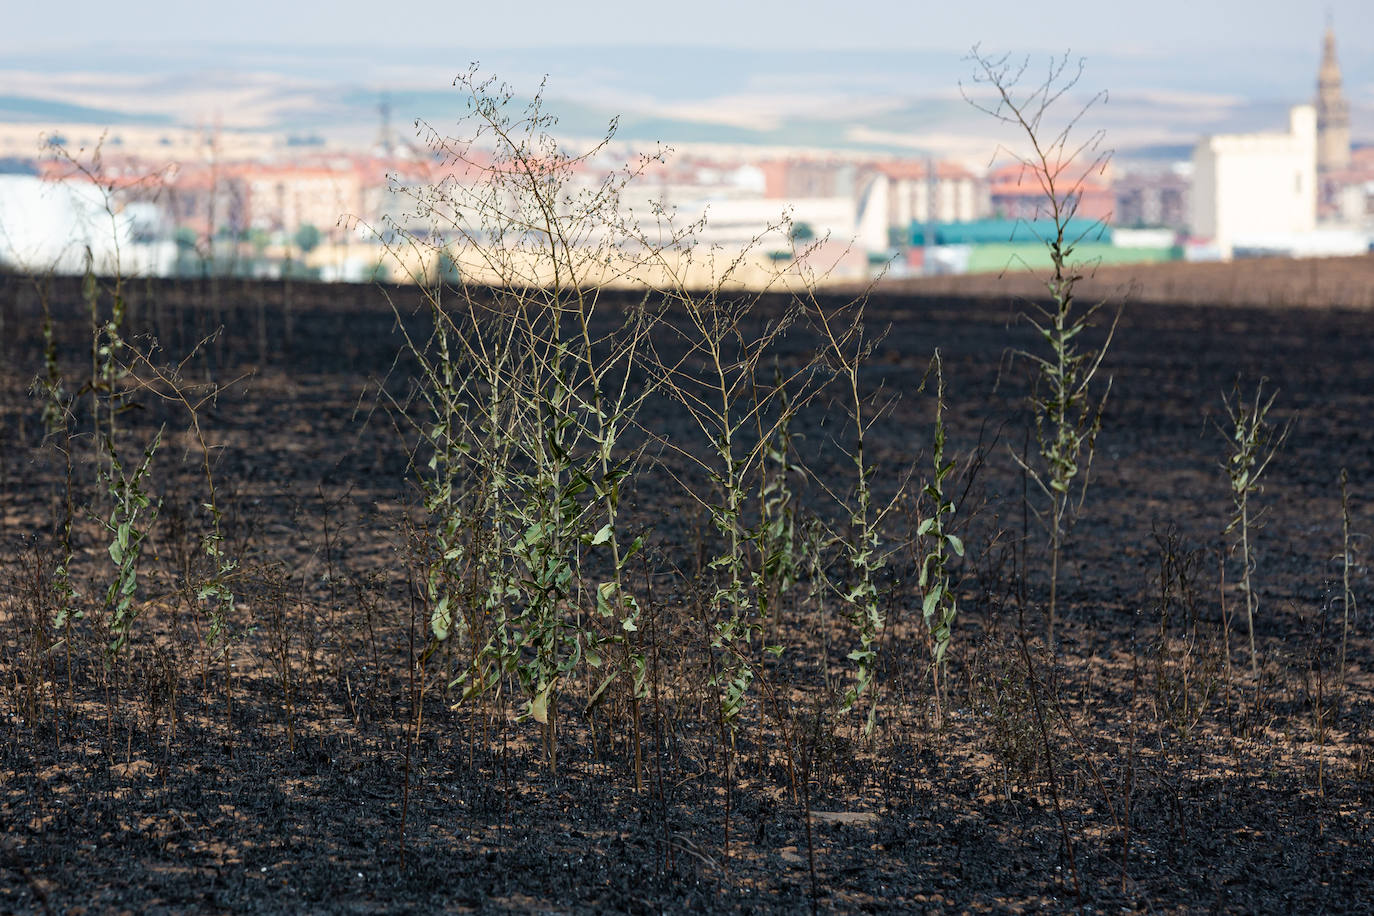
[0,175,178,275]
[855,161,986,253]
[1190,105,1317,257]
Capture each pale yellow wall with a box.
[1191,105,1317,256]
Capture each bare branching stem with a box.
[965,46,1118,650]
[1221,379,1288,678]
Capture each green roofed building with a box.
[907,219,1112,247]
[960,242,1181,275]
[901,219,1183,274]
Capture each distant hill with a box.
[0,95,172,126]
[1,41,1369,157]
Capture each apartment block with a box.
[1191,106,1318,257]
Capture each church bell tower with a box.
[1316,22,1351,172]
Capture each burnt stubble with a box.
[1,274,1370,913]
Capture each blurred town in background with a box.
[0,24,1370,287]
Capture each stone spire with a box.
[1316,21,1351,172]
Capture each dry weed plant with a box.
[964,47,1119,649]
[1337,467,1363,689]
[1220,378,1288,676]
[918,350,963,719]
[788,291,898,737]
[17,146,249,699]
[373,71,864,780]
[376,71,674,773]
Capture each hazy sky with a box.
[6,0,1372,55]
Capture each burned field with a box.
[0,275,1371,913]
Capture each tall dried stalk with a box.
[1221,379,1287,677]
[964,47,1118,649]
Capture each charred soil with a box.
[0,275,1371,913]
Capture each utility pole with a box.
[924,153,938,275]
[378,93,394,158]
